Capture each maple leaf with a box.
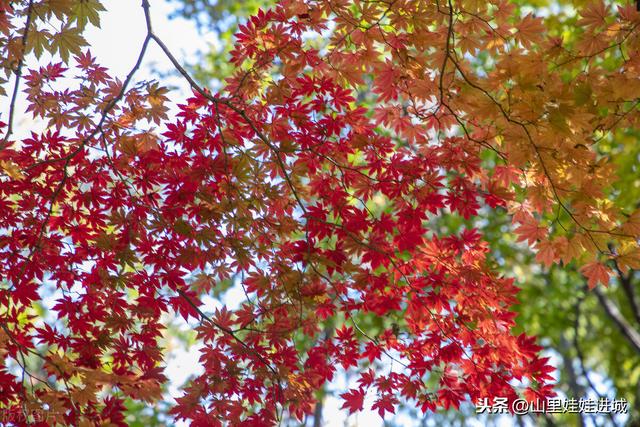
[534,240,556,268]
[515,14,544,48]
[514,216,547,245]
[340,388,366,414]
[622,208,640,237]
[578,0,609,29]
[71,0,106,29]
[617,247,640,274]
[493,165,522,188]
[0,160,24,180]
[372,394,398,418]
[50,25,87,63]
[580,261,612,289]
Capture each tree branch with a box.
[593,287,640,354]
[1,0,34,150]
[613,260,640,326]
[573,292,619,427]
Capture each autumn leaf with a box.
[515,14,544,48]
[0,160,24,180]
[578,0,609,29]
[51,25,87,62]
[535,240,556,268]
[71,0,105,29]
[580,261,612,289]
[622,208,640,237]
[514,216,548,245]
[340,388,366,414]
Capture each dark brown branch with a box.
[558,334,587,427]
[573,292,619,427]
[613,261,640,326]
[593,287,640,354]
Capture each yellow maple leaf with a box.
[0,160,24,180]
[616,245,640,274]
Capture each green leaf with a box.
[71,0,106,30]
[51,25,87,63]
[26,30,51,58]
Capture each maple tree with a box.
[1,0,640,425]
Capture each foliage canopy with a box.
[1,0,640,425]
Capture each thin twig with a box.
[1,0,34,150]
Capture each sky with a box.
[86,1,205,89]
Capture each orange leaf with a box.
[578,0,609,29]
[580,261,611,289]
[514,216,547,245]
[535,240,556,268]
